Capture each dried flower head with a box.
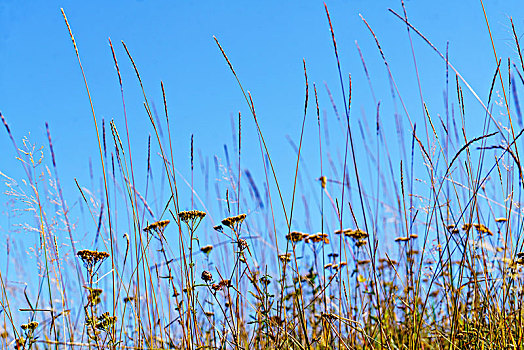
[495,217,508,223]
[473,223,492,235]
[96,312,117,331]
[87,288,103,306]
[77,250,109,272]
[201,270,213,283]
[286,231,307,242]
[349,229,368,240]
[279,253,292,263]
[21,321,38,331]
[218,279,231,288]
[123,296,135,303]
[143,219,170,233]
[319,176,327,189]
[308,233,328,243]
[261,276,271,286]
[213,225,224,233]
[516,252,524,265]
[356,239,367,247]
[178,210,206,223]
[462,223,473,232]
[394,236,410,242]
[201,245,213,254]
[237,238,248,251]
[221,213,246,229]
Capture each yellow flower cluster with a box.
[178,210,206,223]
[77,250,109,269]
[143,219,170,233]
[21,322,38,331]
[285,231,308,242]
[221,213,246,229]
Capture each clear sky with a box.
[1,1,524,262]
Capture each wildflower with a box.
[201,270,213,283]
[394,236,410,242]
[334,228,351,235]
[337,228,368,240]
[462,223,473,232]
[201,245,213,254]
[123,296,135,303]
[309,233,328,243]
[87,288,103,306]
[278,253,291,263]
[178,210,206,223]
[96,312,117,331]
[356,239,367,247]
[77,250,109,272]
[349,229,368,240]
[213,225,224,233]
[319,176,327,189]
[286,231,307,242]
[218,279,231,288]
[221,213,246,229]
[473,223,492,235]
[237,238,248,251]
[260,276,271,286]
[211,283,221,291]
[143,219,170,233]
[516,252,524,265]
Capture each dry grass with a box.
[2,4,524,349]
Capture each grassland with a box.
[2,3,524,349]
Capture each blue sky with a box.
[1,1,524,260]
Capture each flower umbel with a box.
[178,210,206,231]
[77,250,109,275]
[221,213,246,231]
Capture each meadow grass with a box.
[2,3,524,349]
